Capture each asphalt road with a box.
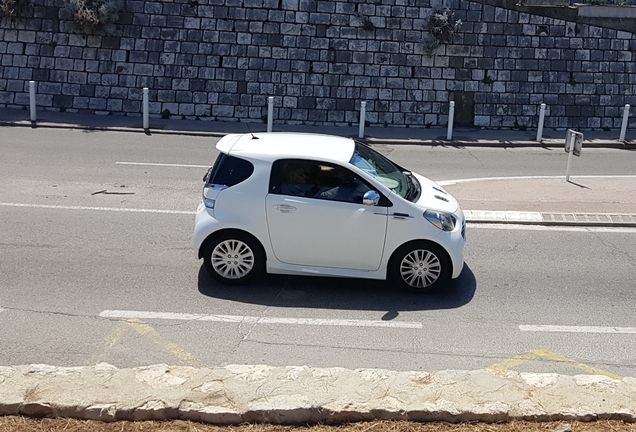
[1,127,635,378]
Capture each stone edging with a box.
[1,364,635,424]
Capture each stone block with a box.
[176,91,193,103]
[6,43,24,55]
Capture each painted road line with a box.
[437,174,636,186]
[116,162,209,168]
[100,310,423,329]
[520,325,636,334]
[488,349,622,380]
[95,318,202,367]
[0,202,195,215]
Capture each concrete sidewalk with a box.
[1,107,634,147]
[441,176,636,227]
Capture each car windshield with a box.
[349,142,411,199]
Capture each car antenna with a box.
[245,123,259,140]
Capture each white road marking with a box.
[0,202,195,215]
[116,162,209,168]
[520,325,636,334]
[100,310,423,329]
[437,175,636,186]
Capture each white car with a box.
[194,133,466,292]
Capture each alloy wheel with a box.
[211,239,255,280]
[399,249,441,288]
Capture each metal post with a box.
[619,104,630,142]
[358,101,366,139]
[29,81,36,123]
[142,88,149,130]
[565,133,576,182]
[267,96,274,132]
[447,101,455,140]
[536,103,546,142]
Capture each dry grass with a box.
[0,418,635,432]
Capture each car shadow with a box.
[197,264,476,312]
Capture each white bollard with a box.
[536,103,546,142]
[267,96,274,132]
[619,104,630,142]
[29,81,36,123]
[142,88,149,130]
[446,101,455,140]
[358,101,366,139]
[565,133,576,182]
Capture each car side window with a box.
[270,159,377,205]
[205,154,254,187]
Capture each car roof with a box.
[216,132,356,163]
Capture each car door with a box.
[265,159,389,271]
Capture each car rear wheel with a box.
[203,232,264,285]
[390,242,451,292]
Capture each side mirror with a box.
[363,190,380,206]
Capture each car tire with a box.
[389,241,451,293]
[203,231,264,285]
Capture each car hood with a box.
[413,173,460,213]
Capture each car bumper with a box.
[442,210,467,279]
[193,201,221,256]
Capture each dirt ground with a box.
[1,418,635,432]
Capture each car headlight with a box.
[424,210,456,231]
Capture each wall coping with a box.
[574,3,636,18]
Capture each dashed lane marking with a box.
[100,310,423,329]
[520,324,636,334]
[0,202,195,215]
[488,349,622,380]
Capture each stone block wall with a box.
[1,0,635,130]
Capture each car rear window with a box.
[205,154,254,187]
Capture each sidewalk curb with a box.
[365,137,633,149]
[465,211,636,228]
[2,119,635,149]
[1,364,635,424]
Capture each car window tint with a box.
[207,154,254,187]
[270,159,374,205]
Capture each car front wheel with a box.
[203,232,264,285]
[390,242,451,292]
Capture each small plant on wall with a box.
[64,0,123,33]
[0,0,31,19]
[423,7,462,54]
[429,7,461,44]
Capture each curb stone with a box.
[1,364,635,424]
[465,211,636,227]
[2,118,635,148]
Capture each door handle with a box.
[390,212,412,219]
[274,204,297,213]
